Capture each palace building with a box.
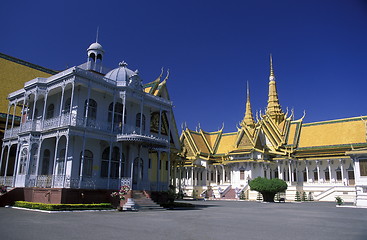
[1,43,367,207]
[0,41,180,200]
[177,56,367,207]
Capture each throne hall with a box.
[177,56,367,207]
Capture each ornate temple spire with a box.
[242,81,255,128]
[266,54,285,123]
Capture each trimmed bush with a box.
[295,191,301,202]
[14,201,113,211]
[249,177,288,202]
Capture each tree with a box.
[249,177,288,202]
[295,191,301,202]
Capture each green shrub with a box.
[335,196,343,206]
[295,191,301,202]
[249,177,288,202]
[14,201,113,211]
[301,192,307,201]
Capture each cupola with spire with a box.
[87,28,104,63]
[266,55,285,124]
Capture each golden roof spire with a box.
[266,54,285,124]
[242,81,255,128]
[270,54,275,81]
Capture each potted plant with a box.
[111,185,131,210]
[335,196,343,206]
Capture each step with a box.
[132,191,164,211]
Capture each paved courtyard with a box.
[0,201,366,240]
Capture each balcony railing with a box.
[3,114,169,147]
[0,176,13,186]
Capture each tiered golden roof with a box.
[242,82,255,128]
[266,55,285,124]
[179,55,367,165]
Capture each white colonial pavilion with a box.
[0,41,180,191]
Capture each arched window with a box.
[136,113,146,132]
[46,104,54,119]
[41,149,50,175]
[34,108,39,120]
[133,157,143,184]
[56,149,65,175]
[101,147,122,179]
[18,148,28,175]
[29,144,38,175]
[101,147,109,178]
[80,150,93,177]
[63,98,71,113]
[111,147,120,179]
[84,99,97,120]
[0,146,8,175]
[108,102,124,132]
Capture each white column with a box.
[84,85,91,127]
[316,160,320,183]
[41,92,48,128]
[288,160,292,184]
[328,160,332,183]
[191,166,194,186]
[277,161,281,179]
[121,95,126,134]
[10,101,17,136]
[3,145,11,185]
[34,139,43,186]
[20,97,26,131]
[0,146,6,177]
[340,159,345,185]
[79,135,87,189]
[230,167,233,184]
[111,94,116,133]
[139,97,144,135]
[12,144,21,186]
[118,144,123,187]
[4,103,11,132]
[129,146,134,183]
[58,86,65,127]
[68,83,75,125]
[222,165,225,184]
[52,136,60,187]
[107,142,112,189]
[305,161,309,183]
[62,136,70,188]
[31,92,38,122]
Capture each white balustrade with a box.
[36,175,52,188]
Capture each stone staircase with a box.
[132,191,164,211]
[221,188,237,200]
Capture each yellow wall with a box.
[0,57,53,114]
[148,151,169,183]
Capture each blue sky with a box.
[2,0,367,132]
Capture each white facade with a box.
[176,154,357,202]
